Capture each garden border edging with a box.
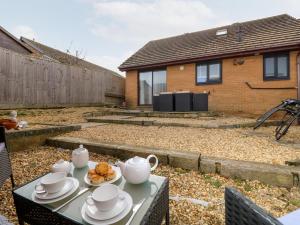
[7,125,81,152]
[86,117,279,129]
[46,136,300,188]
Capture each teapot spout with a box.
[116,160,126,174]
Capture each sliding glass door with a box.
[139,71,152,105]
[139,69,166,105]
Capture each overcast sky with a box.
[1,0,300,75]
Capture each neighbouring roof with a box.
[0,25,33,54]
[21,37,123,78]
[119,14,300,71]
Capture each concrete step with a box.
[86,117,279,129]
[46,136,300,188]
[90,110,218,118]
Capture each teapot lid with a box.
[74,144,86,152]
[128,156,146,165]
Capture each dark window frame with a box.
[138,68,167,106]
[263,52,290,81]
[195,60,222,85]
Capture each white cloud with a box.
[12,25,37,40]
[86,51,133,75]
[88,0,230,45]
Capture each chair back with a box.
[0,126,14,187]
[225,187,283,225]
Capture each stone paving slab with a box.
[73,122,107,129]
[46,136,300,188]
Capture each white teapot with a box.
[117,155,158,184]
[72,144,89,168]
[51,159,71,174]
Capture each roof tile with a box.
[119,14,300,71]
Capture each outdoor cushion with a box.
[278,208,300,225]
[0,214,13,225]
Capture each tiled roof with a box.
[119,14,300,71]
[21,37,123,78]
[0,26,33,54]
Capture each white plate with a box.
[84,166,121,187]
[81,191,133,225]
[86,194,126,220]
[32,178,79,204]
[35,178,73,200]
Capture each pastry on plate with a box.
[95,162,109,176]
[88,162,116,184]
[90,174,105,184]
[88,169,97,179]
[106,168,116,181]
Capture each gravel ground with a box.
[95,115,256,126]
[63,124,300,165]
[0,107,103,125]
[1,146,300,225]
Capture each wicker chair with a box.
[0,126,15,187]
[225,187,300,225]
[225,187,282,225]
[0,126,15,225]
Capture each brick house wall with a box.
[125,51,299,114]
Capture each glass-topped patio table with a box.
[12,161,169,225]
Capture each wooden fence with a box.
[0,48,125,109]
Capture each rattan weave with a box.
[225,187,283,225]
[0,126,14,187]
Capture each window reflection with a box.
[139,70,167,105]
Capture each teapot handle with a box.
[147,155,158,171]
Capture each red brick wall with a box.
[125,70,138,108]
[125,51,299,114]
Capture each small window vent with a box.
[216,29,227,36]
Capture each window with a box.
[139,69,167,105]
[263,53,289,80]
[216,29,227,36]
[196,61,222,84]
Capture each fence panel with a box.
[0,48,124,108]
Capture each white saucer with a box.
[35,178,73,200]
[32,178,79,204]
[84,166,121,187]
[86,195,126,220]
[81,191,133,225]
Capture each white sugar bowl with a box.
[72,144,89,168]
[51,159,71,174]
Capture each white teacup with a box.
[86,184,120,211]
[35,172,66,194]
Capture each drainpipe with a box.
[297,52,300,100]
[297,52,300,125]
